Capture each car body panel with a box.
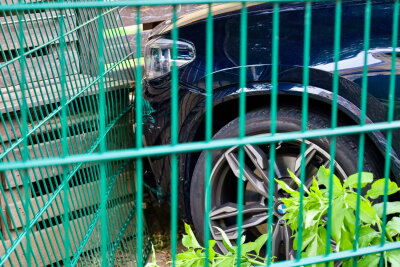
[141,0,400,215]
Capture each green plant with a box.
[145,245,160,267]
[277,166,400,266]
[146,223,268,267]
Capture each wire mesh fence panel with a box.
[0,0,150,266]
[0,0,400,267]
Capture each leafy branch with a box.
[278,166,400,266]
[146,166,400,267]
[146,223,268,267]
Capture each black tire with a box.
[189,106,381,260]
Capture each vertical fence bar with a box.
[296,1,312,261]
[97,1,109,265]
[353,2,372,266]
[379,0,399,265]
[17,0,32,265]
[267,3,279,265]
[325,1,341,263]
[170,5,179,267]
[59,1,71,265]
[203,3,214,267]
[236,3,248,266]
[135,6,144,267]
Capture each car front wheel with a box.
[189,106,381,261]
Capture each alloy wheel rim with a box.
[207,139,347,261]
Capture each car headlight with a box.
[144,38,196,80]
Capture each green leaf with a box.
[360,201,378,224]
[151,244,157,263]
[287,169,302,186]
[316,166,329,187]
[331,197,345,243]
[275,178,299,197]
[253,234,268,255]
[304,209,322,229]
[387,251,400,266]
[358,254,381,267]
[386,217,400,237]
[344,194,377,224]
[240,242,256,256]
[358,226,380,247]
[287,169,310,194]
[144,244,161,267]
[297,227,318,251]
[366,178,399,199]
[176,250,197,260]
[343,172,373,189]
[214,255,235,267]
[343,208,356,235]
[303,227,327,258]
[176,249,205,267]
[339,229,353,251]
[310,178,323,197]
[208,240,217,261]
[316,227,328,255]
[342,260,353,267]
[316,166,342,193]
[182,223,202,249]
[373,201,400,217]
[303,235,318,258]
[214,226,235,253]
[196,249,204,257]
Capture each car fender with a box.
[180,81,400,177]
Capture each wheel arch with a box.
[179,83,400,221]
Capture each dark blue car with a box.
[141,1,400,260]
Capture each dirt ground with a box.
[145,201,185,267]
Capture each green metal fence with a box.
[0,0,150,266]
[1,0,400,266]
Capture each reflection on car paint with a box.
[142,1,400,211]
